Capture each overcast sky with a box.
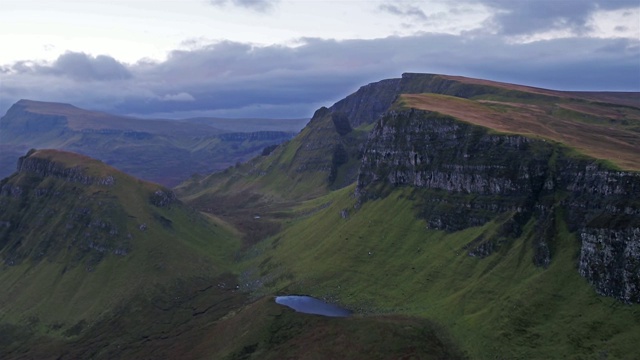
[1,0,639,119]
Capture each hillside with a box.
[0,149,466,359]
[0,149,240,354]
[0,100,302,186]
[178,73,640,358]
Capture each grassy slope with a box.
[401,93,640,170]
[239,185,640,359]
[176,109,370,248]
[0,150,467,360]
[0,150,241,334]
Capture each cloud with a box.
[379,3,428,21]
[209,0,279,12]
[6,52,132,81]
[474,0,640,36]
[161,92,196,102]
[48,52,132,81]
[1,34,638,120]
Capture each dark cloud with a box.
[7,52,132,81]
[1,34,638,119]
[379,3,428,21]
[50,52,132,81]
[475,0,640,35]
[209,0,278,12]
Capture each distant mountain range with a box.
[0,100,308,186]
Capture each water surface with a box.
[275,295,351,317]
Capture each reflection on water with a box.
[275,295,351,317]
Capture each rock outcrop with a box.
[356,109,640,303]
[17,151,115,186]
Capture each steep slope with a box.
[0,100,300,186]
[356,108,640,302]
[176,107,370,245]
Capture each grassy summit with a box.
[400,92,640,170]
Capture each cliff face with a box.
[356,109,640,303]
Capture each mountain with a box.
[0,100,304,186]
[178,73,640,358]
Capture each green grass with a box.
[237,186,640,359]
[401,92,640,171]
[0,150,241,335]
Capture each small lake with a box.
[275,295,352,317]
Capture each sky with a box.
[0,0,639,119]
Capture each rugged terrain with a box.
[0,100,306,186]
[0,149,465,359]
[1,73,639,359]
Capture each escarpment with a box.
[356,109,640,303]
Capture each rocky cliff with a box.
[16,150,116,186]
[356,109,640,303]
